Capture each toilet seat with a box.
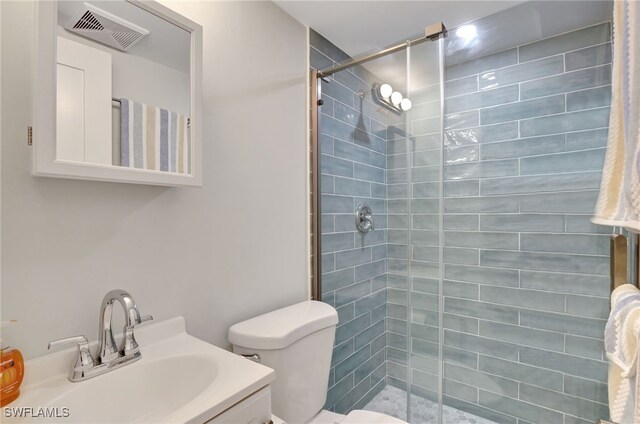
[341,410,407,424]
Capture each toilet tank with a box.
[229,301,338,424]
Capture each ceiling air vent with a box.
[65,3,149,51]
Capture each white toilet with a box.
[229,301,407,424]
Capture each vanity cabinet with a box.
[208,386,273,424]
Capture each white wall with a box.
[0,0,310,359]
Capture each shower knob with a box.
[356,203,375,233]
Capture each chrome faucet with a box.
[48,289,153,382]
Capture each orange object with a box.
[0,320,24,407]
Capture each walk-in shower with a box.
[311,1,614,423]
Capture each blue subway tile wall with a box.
[311,29,388,414]
[438,22,612,424]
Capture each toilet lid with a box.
[342,410,408,424]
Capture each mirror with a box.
[33,1,202,186]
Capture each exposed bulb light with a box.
[390,91,403,106]
[379,83,393,99]
[456,25,478,41]
[400,98,412,111]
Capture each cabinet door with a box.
[208,386,272,424]
[56,36,112,165]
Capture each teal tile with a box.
[480,286,565,313]
[567,86,612,112]
[322,232,354,253]
[520,310,605,339]
[566,128,608,150]
[446,85,519,114]
[478,319,564,351]
[354,163,384,183]
[412,166,441,183]
[335,247,371,269]
[413,245,438,262]
[519,383,608,422]
[325,373,353,409]
[520,233,609,255]
[322,80,354,109]
[519,22,610,62]
[445,145,479,164]
[480,250,608,275]
[566,43,612,71]
[331,338,355,366]
[334,377,371,414]
[410,100,441,120]
[335,313,370,344]
[519,346,607,381]
[480,95,565,125]
[479,55,564,90]
[355,259,386,282]
[519,190,599,213]
[334,177,371,197]
[413,149,440,167]
[335,280,371,308]
[566,215,614,234]
[413,182,439,198]
[444,214,479,230]
[445,160,518,180]
[321,214,335,233]
[521,149,605,175]
[444,180,479,197]
[445,75,478,97]
[564,374,608,404]
[411,322,439,343]
[478,355,563,391]
[354,288,386,316]
[355,319,385,350]
[446,121,519,146]
[443,247,479,265]
[480,134,565,160]
[444,110,479,130]
[322,154,353,178]
[565,335,604,360]
[443,345,479,369]
[480,172,602,195]
[412,116,441,136]
[444,280,479,300]
[521,65,611,100]
[479,390,563,424]
[480,214,565,232]
[446,48,518,80]
[445,362,518,397]
[444,264,519,287]
[412,368,438,392]
[520,270,609,297]
[337,303,355,324]
[321,175,335,194]
[444,330,519,360]
[566,294,609,319]
[521,107,610,137]
[411,199,440,213]
[445,231,519,249]
[322,252,335,273]
[444,313,478,334]
[443,378,478,403]
[444,298,519,324]
[335,139,385,168]
[334,214,356,232]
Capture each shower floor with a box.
[363,385,496,424]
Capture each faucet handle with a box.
[138,315,153,326]
[48,335,95,371]
[123,315,153,357]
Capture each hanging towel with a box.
[119,99,190,174]
[606,284,640,423]
[592,0,640,230]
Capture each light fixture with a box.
[379,83,393,99]
[373,82,412,114]
[390,91,403,106]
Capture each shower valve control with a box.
[356,203,375,233]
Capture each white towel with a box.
[606,284,640,423]
[592,0,640,230]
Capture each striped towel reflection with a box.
[120,99,189,173]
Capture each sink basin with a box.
[2,317,275,423]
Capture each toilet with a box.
[229,301,407,424]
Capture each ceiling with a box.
[274,0,524,57]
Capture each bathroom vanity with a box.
[3,317,275,423]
